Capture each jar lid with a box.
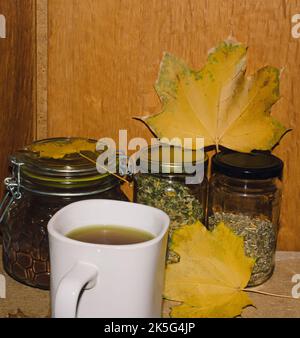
[12,137,117,190]
[212,152,283,180]
[138,144,208,174]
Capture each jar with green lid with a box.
[208,151,283,286]
[0,137,128,289]
[133,145,208,264]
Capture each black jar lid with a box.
[212,152,283,180]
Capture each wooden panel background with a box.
[46,0,300,251]
[0,0,36,195]
[1,0,295,250]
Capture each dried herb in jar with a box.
[209,212,277,286]
[135,174,205,264]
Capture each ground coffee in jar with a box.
[0,137,128,289]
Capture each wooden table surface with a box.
[0,249,299,318]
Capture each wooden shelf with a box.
[0,249,299,318]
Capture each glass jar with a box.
[0,138,128,289]
[208,152,283,286]
[134,145,208,264]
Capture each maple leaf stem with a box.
[79,152,131,185]
[244,288,298,300]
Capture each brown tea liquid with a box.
[67,225,154,245]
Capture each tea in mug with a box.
[67,225,154,245]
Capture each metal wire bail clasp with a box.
[0,158,24,223]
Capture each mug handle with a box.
[54,261,98,318]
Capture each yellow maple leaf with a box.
[164,222,255,318]
[28,138,97,159]
[139,40,288,152]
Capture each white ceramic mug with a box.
[48,199,169,318]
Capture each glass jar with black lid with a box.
[134,144,208,264]
[0,137,128,289]
[208,151,283,286]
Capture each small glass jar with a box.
[134,145,208,264]
[0,138,128,289]
[208,152,283,286]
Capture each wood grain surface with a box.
[46,0,300,250]
[0,0,36,195]
[1,0,299,250]
[1,249,299,318]
[36,0,48,140]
